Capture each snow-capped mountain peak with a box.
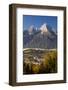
[28,25,34,35]
[40,23,49,34]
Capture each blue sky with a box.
[23,15,57,31]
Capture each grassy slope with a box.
[23,48,57,74]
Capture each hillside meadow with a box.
[23,49,57,74]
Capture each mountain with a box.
[23,23,57,49]
[23,25,37,47]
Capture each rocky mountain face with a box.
[23,23,57,49]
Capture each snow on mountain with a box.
[28,25,34,35]
[40,23,51,35]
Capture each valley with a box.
[23,48,57,74]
